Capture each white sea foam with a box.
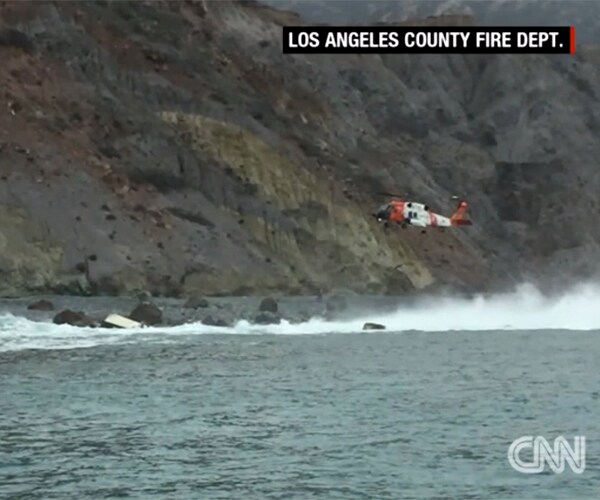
[1,283,600,351]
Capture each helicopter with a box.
[373,193,472,229]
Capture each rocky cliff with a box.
[267,0,600,43]
[0,0,599,298]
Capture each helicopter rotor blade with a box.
[377,191,407,198]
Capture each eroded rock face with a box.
[0,1,599,297]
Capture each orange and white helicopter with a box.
[373,193,472,229]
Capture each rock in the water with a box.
[129,302,162,325]
[362,322,386,330]
[201,315,229,327]
[258,296,278,313]
[53,309,95,327]
[184,296,209,309]
[27,299,54,311]
[289,311,311,324]
[253,311,281,325]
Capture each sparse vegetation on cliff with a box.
[1,1,599,297]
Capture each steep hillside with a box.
[0,0,599,297]
[267,0,600,43]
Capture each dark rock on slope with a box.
[0,1,599,298]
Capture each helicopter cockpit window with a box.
[375,204,393,220]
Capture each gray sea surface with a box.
[1,327,599,499]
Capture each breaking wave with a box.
[1,283,600,352]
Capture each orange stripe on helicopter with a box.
[389,200,405,222]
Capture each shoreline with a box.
[0,292,420,329]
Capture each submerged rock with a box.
[183,296,209,309]
[362,322,386,331]
[290,311,311,324]
[253,311,281,325]
[27,299,54,311]
[201,315,230,327]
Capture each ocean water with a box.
[2,285,600,499]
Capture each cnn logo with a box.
[508,436,586,474]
